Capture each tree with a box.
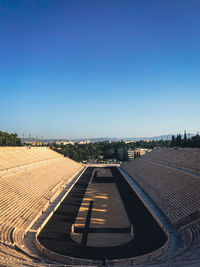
[176,134,182,146]
[0,131,22,146]
[171,135,176,147]
[182,130,188,147]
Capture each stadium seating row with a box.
[143,148,200,175]
[0,147,61,172]
[1,147,200,266]
[0,147,83,265]
[122,149,200,225]
[122,148,200,266]
[163,220,200,264]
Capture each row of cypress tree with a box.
[171,131,200,148]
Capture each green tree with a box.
[171,135,176,147]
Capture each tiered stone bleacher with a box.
[122,148,200,265]
[122,148,200,225]
[143,147,200,175]
[0,147,82,265]
[163,219,200,264]
[0,147,63,175]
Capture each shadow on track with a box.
[38,167,167,260]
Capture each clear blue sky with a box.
[1,0,200,139]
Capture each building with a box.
[127,149,136,160]
[78,140,91,144]
[118,148,124,160]
[63,141,75,145]
[118,148,148,161]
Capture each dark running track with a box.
[38,167,167,260]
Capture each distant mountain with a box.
[73,134,188,142]
[21,133,195,143]
[84,133,196,142]
[21,138,71,143]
